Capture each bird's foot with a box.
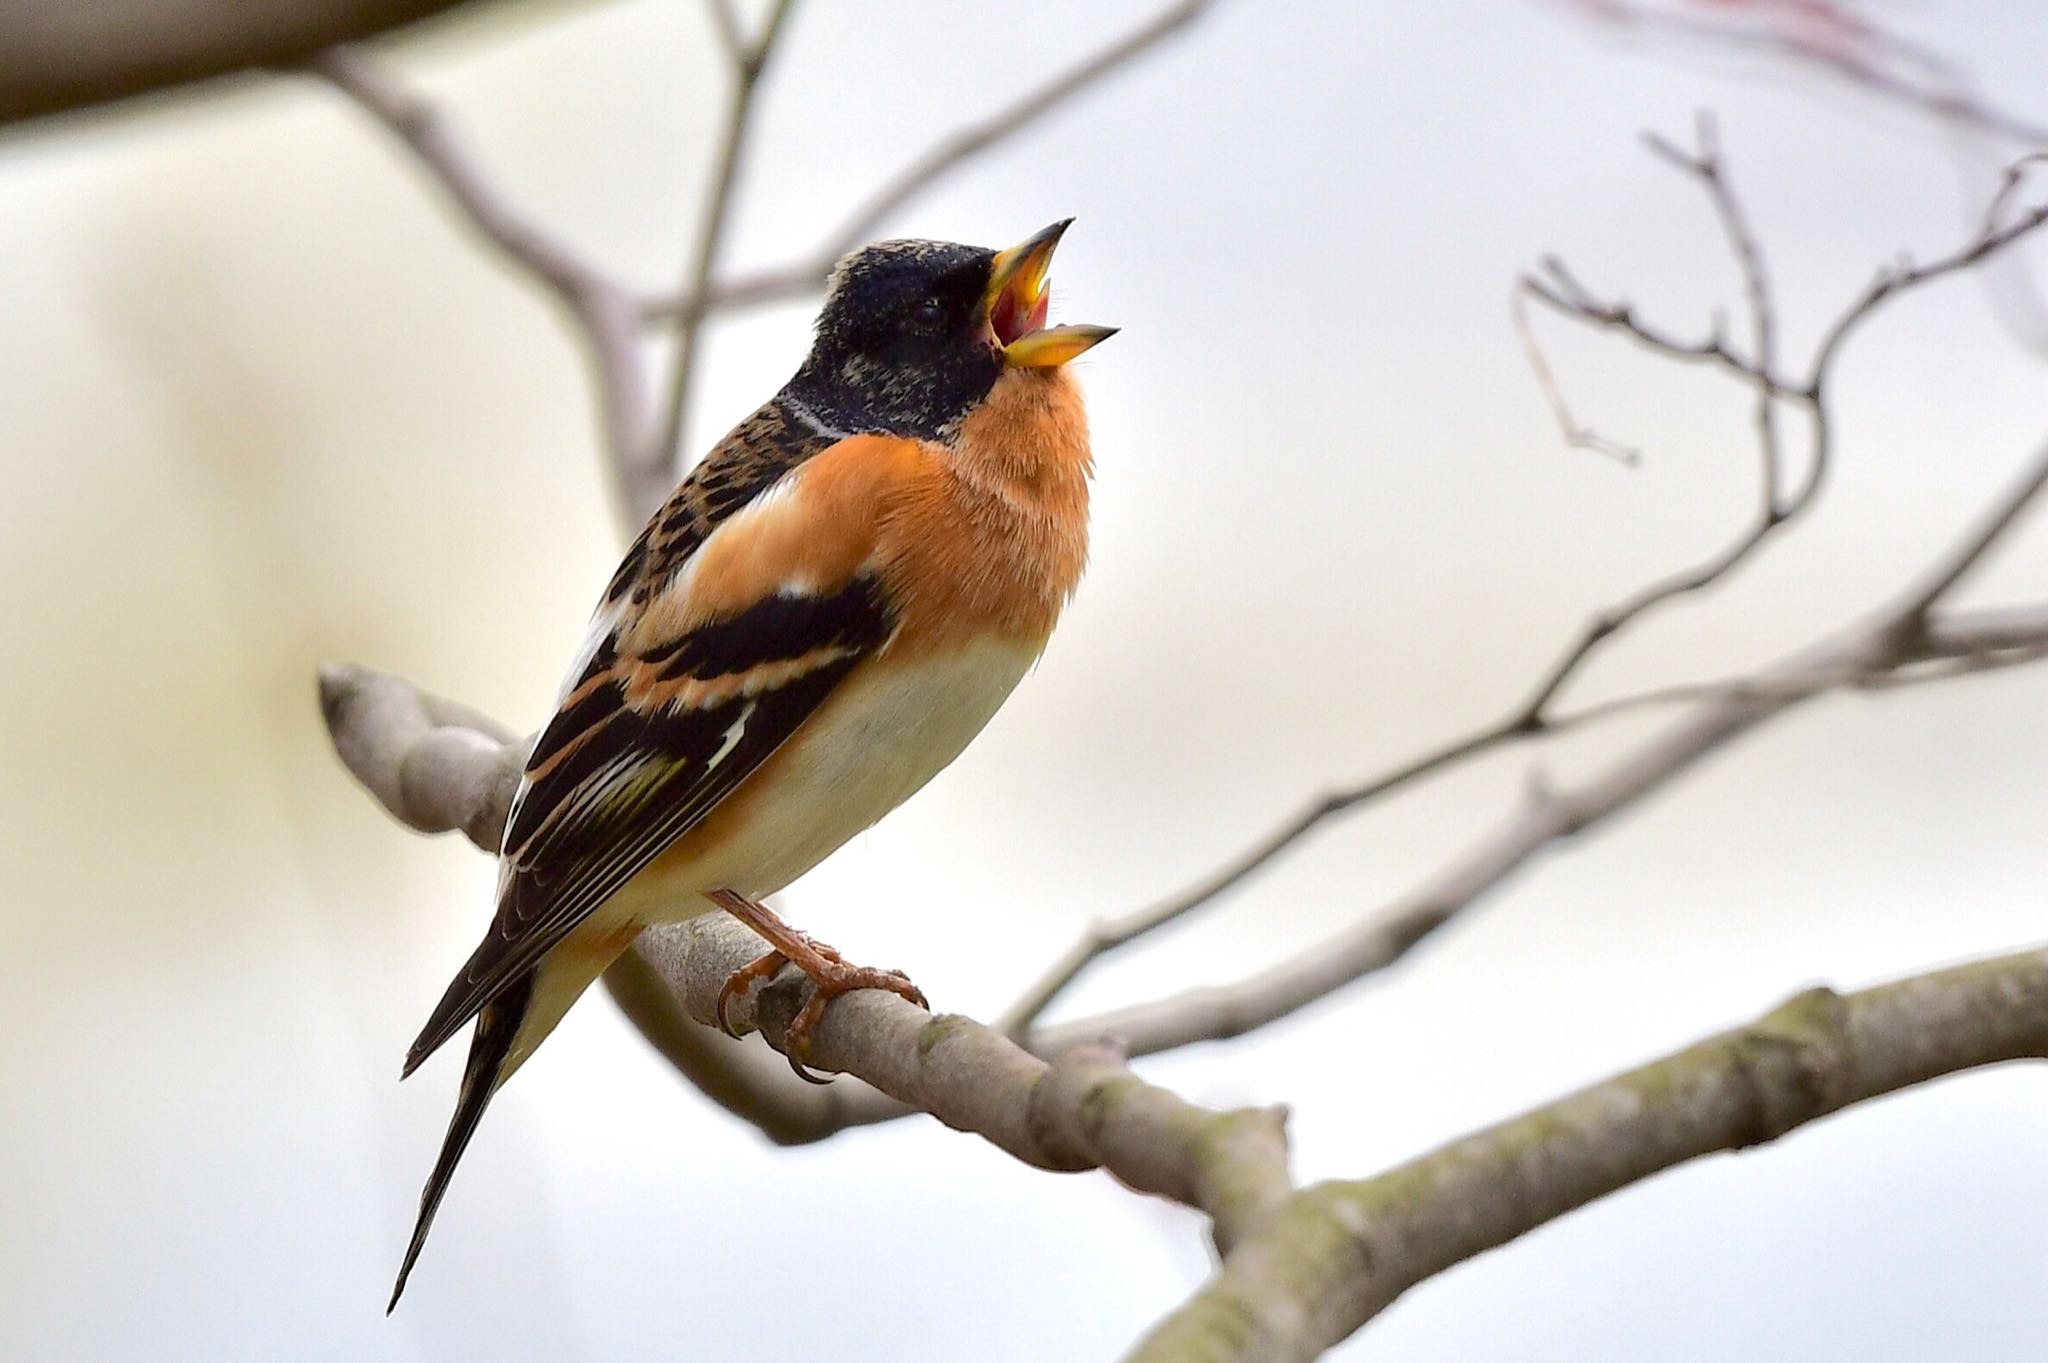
[706,888,929,1082]
[715,945,796,1039]
[780,955,928,1083]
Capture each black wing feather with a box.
[401,574,891,1074]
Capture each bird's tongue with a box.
[993,286,1051,345]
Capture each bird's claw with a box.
[780,958,929,1083]
[716,948,790,1038]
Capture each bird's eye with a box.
[911,296,946,327]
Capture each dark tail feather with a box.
[388,974,532,1313]
[403,936,505,1080]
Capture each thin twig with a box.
[999,134,2048,1040]
[701,0,746,68]
[1887,442,2048,626]
[1569,0,2048,147]
[649,0,800,508]
[642,0,1221,323]
[311,47,656,532]
[1647,113,1785,516]
[1807,197,2048,397]
[1026,464,2048,1062]
[1510,285,1641,466]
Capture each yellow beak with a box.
[984,219,1118,368]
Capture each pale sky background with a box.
[2,2,2046,1360]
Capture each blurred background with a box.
[2,2,2045,1359]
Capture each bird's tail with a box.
[388,973,533,1313]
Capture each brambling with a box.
[390,220,1114,1307]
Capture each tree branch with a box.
[1025,439,2048,1062]
[326,651,2048,1352]
[1124,942,2048,1361]
[638,914,1297,1257]
[310,47,657,529]
[998,130,2048,1041]
[1565,0,2048,148]
[641,0,1221,324]
[0,0,515,128]
[648,0,799,510]
[320,565,2048,1126]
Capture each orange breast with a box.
[878,365,1094,655]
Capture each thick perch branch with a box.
[319,661,2048,1357]
[320,661,1296,1246]
[640,916,1295,1257]
[1124,944,2048,1361]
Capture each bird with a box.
[388,219,1114,1309]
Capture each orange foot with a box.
[707,889,929,1083]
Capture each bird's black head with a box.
[785,221,1117,440]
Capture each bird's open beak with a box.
[984,219,1118,368]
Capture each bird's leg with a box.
[705,888,929,1082]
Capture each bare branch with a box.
[1125,943,2048,1361]
[315,5,1223,528]
[1510,285,1641,467]
[649,0,800,507]
[600,946,912,1145]
[1886,442,2048,623]
[999,133,2048,1044]
[1807,195,2048,396]
[317,661,517,853]
[1008,119,1805,1037]
[311,48,657,530]
[1026,480,2048,1062]
[325,647,2048,1353]
[1567,0,2048,148]
[635,914,1297,1257]
[0,0,503,128]
[700,0,745,68]
[642,0,1221,324]
[315,659,1304,1209]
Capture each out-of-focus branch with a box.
[311,47,657,530]
[1027,436,2048,1063]
[999,130,2048,1040]
[642,0,1221,324]
[699,0,746,69]
[1124,943,2048,1362]
[0,0,517,128]
[1029,587,2048,1062]
[649,0,798,507]
[318,661,518,852]
[314,4,1217,527]
[1566,0,2048,148]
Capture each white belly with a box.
[624,637,1040,916]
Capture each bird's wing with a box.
[404,426,926,1073]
